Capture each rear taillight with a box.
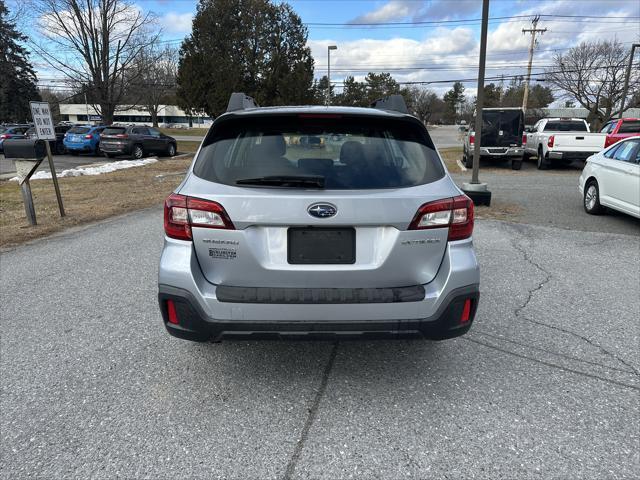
[547,135,554,148]
[522,134,527,145]
[115,134,128,139]
[164,193,234,240]
[469,134,475,145]
[0,134,8,139]
[409,195,474,241]
[85,134,93,139]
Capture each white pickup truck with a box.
[523,118,606,169]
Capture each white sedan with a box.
[579,136,640,219]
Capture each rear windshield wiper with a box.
[236,175,325,189]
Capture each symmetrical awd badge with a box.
[307,203,337,218]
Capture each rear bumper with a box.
[158,236,481,341]
[548,151,595,162]
[100,143,131,154]
[64,142,95,152]
[159,284,479,341]
[479,147,523,158]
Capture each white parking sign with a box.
[30,101,56,140]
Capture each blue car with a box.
[0,125,30,153]
[63,125,106,155]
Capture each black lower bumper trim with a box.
[158,284,479,342]
[216,284,425,304]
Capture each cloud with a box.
[161,12,193,34]
[348,1,424,24]
[348,0,481,24]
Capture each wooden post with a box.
[44,141,65,217]
[20,179,37,226]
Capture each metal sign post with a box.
[5,139,47,226]
[29,101,65,217]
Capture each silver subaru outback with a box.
[158,93,479,341]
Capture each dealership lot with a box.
[1,207,638,478]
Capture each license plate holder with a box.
[288,227,355,264]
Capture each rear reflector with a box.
[164,193,234,241]
[409,195,474,241]
[460,298,472,323]
[166,300,179,324]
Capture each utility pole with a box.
[461,0,491,206]
[327,45,337,105]
[522,16,546,112]
[620,43,640,118]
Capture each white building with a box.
[59,104,213,127]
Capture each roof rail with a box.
[370,94,408,114]
[226,92,260,112]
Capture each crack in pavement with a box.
[506,223,640,377]
[283,342,339,480]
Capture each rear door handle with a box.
[576,137,584,140]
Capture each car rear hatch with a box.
[481,109,524,148]
[176,112,466,290]
[100,127,128,149]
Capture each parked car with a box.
[600,118,640,148]
[579,136,640,219]
[158,93,479,342]
[463,108,525,170]
[25,125,72,155]
[524,118,606,169]
[0,124,30,153]
[165,123,188,129]
[100,126,177,159]
[63,125,106,155]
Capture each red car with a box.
[600,118,640,148]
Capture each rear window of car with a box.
[619,121,640,134]
[544,121,588,132]
[193,114,445,189]
[68,127,90,134]
[103,127,127,135]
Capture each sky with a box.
[13,0,640,103]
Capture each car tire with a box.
[511,157,523,170]
[464,151,473,169]
[584,180,604,215]
[132,144,144,159]
[69,150,79,156]
[166,143,176,157]
[536,148,548,170]
[93,142,100,155]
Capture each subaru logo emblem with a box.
[307,203,337,218]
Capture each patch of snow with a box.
[10,158,158,182]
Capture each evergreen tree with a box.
[0,0,40,123]
[177,0,315,117]
[443,82,465,123]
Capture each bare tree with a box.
[131,45,178,127]
[545,40,640,129]
[404,87,445,125]
[30,0,159,124]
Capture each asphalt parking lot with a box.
[1,208,639,478]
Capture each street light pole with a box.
[620,43,639,119]
[327,45,337,105]
[462,0,492,206]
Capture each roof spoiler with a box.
[226,92,259,112]
[370,94,408,114]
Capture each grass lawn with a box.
[0,156,192,248]
[160,127,209,137]
[438,147,463,173]
[177,141,201,154]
